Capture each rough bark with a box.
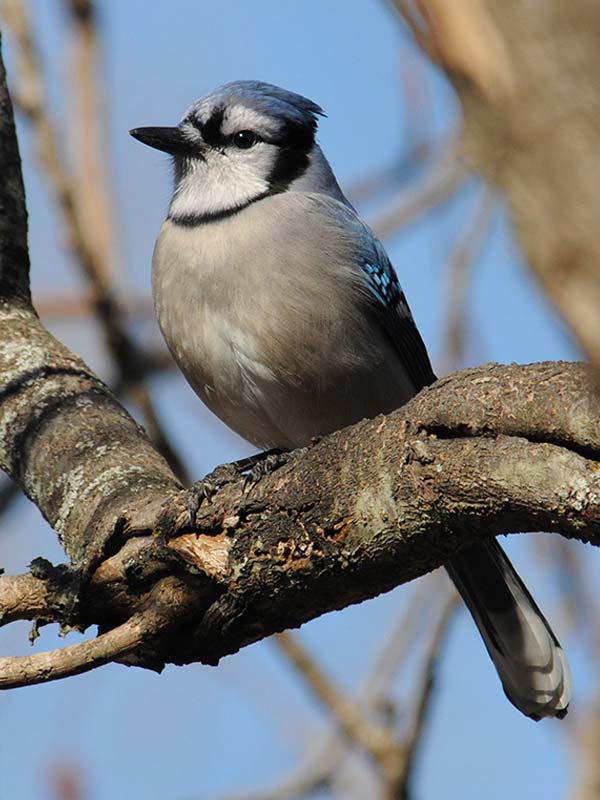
[0,28,600,687]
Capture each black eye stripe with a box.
[200,107,226,146]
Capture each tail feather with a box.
[446,539,571,721]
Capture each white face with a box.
[168,104,294,223]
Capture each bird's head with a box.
[130,80,325,224]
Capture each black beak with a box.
[129,126,194,155]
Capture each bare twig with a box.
[228,582,434,800]
[0,577,195,689]
[229,580,437,800]
[0,621,139,688]
[361,579,437,711]
[342,40,436,207]
[347,140,433,206]
[389,591,459,799]
[248,578,456,800]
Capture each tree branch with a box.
[0,357,599,687]
[388,591,458,799]
[274,631,398,770]
[440,185,496,372]
[371,139,466,240]
[0,576,196,689]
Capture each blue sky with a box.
[0,1,587,799]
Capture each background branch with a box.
[440,185,496,372]
[393,0,600,371]
[0,0,187,481]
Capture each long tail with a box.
[446,539,571,720]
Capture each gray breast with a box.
[152,192,415,448]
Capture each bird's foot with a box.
[243,449,288,491]
[187,448,288,527]
[186,462,241,527]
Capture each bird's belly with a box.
[159,294,414,450]
[157,306,284,448]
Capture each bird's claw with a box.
[243,451,288,491]
[185,450,288,527]
[187,463,240,527]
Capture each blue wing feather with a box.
[361,261,402,308]
[358,254,436,392]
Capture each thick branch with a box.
[2,358,599,685]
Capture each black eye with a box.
[233,130,257,149]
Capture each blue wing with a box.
[308,193,436,392]
[358,251,436,392]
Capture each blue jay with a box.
[131,80,571,720]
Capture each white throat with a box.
[169,150,272,222]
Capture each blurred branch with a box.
[0,475,20,516]
[387,590,459,799]
[392,0,600,372]
[50,764,85,800]
[241,580,456,800]
[391,0,514,103]
[0,0,188,482]
[391,0,425,43]
[34,291,154,321]
[371,140,467,240]
[570,688,600,799]
[347,43,437,207]
[347,140,432,206]
[65,0,120,285]
[229,581,435,800]
[440,184,496,373]
[562,550,600,800]
[273,631,398,771]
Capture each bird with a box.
[130,80,571,720]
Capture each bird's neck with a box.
[168,144,349,227]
